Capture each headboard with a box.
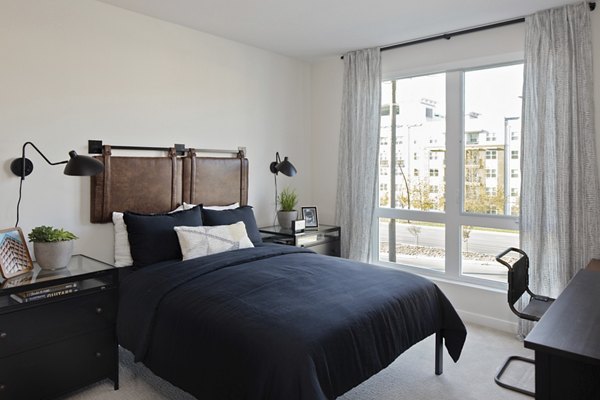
[90,145,248,223]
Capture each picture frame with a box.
[0,227,34,279]
[301,206,319,229]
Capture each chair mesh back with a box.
[508,255,529,306]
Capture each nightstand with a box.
[0,254,118,400]
[259,225,341,257]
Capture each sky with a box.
[381,63,524,136]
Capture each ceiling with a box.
[97,0,575,61]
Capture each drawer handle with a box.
[0,332,6,339]
[0,384,5,391]
[95,352,102,358]
[95,307,103,314]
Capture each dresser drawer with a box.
[0,288,116,357]
[0,329,116,400]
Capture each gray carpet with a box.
[62,323,533,400]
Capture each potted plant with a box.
[28,226,78,270]
[277,187,298,229]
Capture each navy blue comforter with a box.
[118,245,466,400]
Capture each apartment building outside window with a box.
[376,63,522,286]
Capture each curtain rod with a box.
[341,2,596,59]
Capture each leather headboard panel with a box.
[90,145,248,223]
[183,151,248,207]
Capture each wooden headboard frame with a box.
[90,145,248,223]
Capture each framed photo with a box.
[0,227,33,279]
[301,206,319,229]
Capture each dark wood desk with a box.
[524,260,600,399]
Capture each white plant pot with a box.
[277,210,298,229]
[34,241,74,270]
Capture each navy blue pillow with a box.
[123,205,202,268]
[201,205,262,245]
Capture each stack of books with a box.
[10,282,78,303]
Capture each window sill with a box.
[373,260,508,292]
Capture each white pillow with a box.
[174,222,254,261]
[182,202,240,211]
[112,212,133,267]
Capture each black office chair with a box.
[494,247,555,397]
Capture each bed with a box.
[90,144,467,400]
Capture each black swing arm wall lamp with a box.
[269,152,297,177]
[10,141,105,226]
[269,152,297,225]
[10,142,104,179]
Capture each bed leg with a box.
[435,330,443,375]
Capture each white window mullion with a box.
[444,71,462,279]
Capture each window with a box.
[425,107,433,120]
[511,150,519,159]
[467,132,479,144]
[377,63,522,286]
[381,104,399,116]
[485,150,497,160]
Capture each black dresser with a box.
[0,254,118,400]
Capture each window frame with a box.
[372,61,522,289]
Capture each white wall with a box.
[310,12,600,332]
[0,0,311,263]
[310,59,343,225]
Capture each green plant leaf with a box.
[28,226,78,242]
[278,187,298,211]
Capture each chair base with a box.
[494,355,535,397]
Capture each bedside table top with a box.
[259,224,340,237]
[0,254,114,292]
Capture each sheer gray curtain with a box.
[335,48,381,261]
[520,2,600,335]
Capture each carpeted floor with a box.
[62,323,533,400]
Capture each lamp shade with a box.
[269,152,297,177]
[63,151,104,176]
[275,156,297,177]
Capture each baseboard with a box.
[455,308,517,333]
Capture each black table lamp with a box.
[11,142,105,226]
